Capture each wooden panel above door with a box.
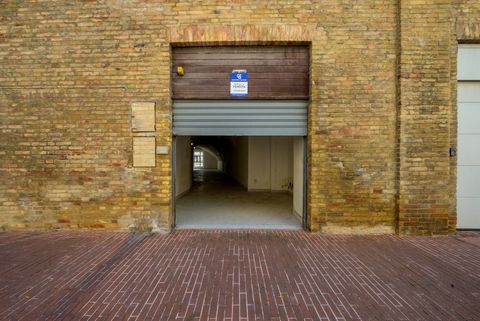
[171,46,309,100]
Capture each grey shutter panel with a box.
[173,100,307,136]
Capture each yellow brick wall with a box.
[398,1,454,235]
[0,1,478,234]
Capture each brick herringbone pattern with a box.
[0,231,479,320]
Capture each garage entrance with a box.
[170,45,309,230]
[171,101,307,229]
[457,44,480,230]
[173,135,305,229]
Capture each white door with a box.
[457,45,480,229]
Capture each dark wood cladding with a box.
[171,46,309,99]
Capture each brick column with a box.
[398,0,455,235]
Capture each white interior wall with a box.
[248,137,293,192]
[175,136,192,198]
[198,147,218,170]
[226,137,249,188]
[293,137,304,218]
[248,137,271,190]
[270,137,293,191]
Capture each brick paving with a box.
[0,231,479,321]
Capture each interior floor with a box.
[175,170,302,230]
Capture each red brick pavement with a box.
[0,230,479,321]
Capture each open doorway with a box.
[173,136,306,230]
[170,45,310,230]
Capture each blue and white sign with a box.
[230,70,248,96]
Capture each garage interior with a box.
[174,135,305,229]
[171,45,309,230]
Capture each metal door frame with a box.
[302,135,309,230]
[170,135,177,230]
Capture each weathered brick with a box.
[0,1,479,234]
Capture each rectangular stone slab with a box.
[133,137,156,167]
[131,102,155,132]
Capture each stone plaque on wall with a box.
[133,137,156,167]
[131,102,155,132]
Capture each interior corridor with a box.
[175,169,301,229]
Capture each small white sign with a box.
[230,70,248,96]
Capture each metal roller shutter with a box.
[172,100,308,136]
[457,44,480,229]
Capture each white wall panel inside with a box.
[175,136,192,198]
[293,137,304,218]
